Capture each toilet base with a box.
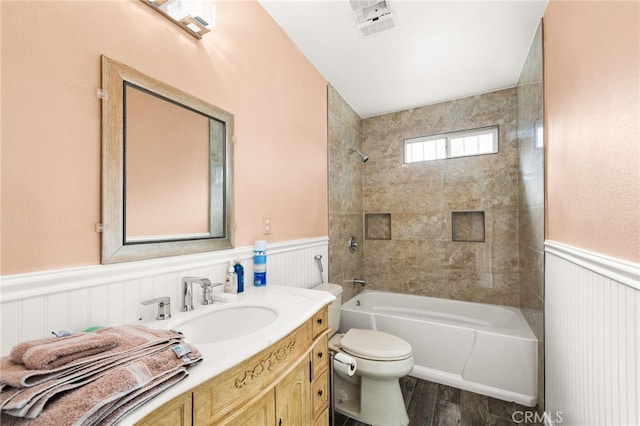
[333,370,409,426]
[334,375,361,417]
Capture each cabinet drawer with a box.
[311,369,328,420]
[193,321,312,425]
[312,307,328,337]
[311,334,328,379]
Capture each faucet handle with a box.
[200,282,214,305]
[141,297,172,320]
[201,282,223,305]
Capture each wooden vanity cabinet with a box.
[232,354,313,426]
[310,333,329,422]
[194,320,313,424]
[136,305,329,426]
[136,391,192,426]
[274,356,312,425]
[309,304,330,424]
[228,388,275,425]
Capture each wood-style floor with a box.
[333,376,542,426]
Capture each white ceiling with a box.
[259,0,548,118]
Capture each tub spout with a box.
[352,279,366,287]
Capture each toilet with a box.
[312,283,414,426]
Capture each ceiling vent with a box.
[349,0,398,38]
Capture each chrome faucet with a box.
[182,276,217,311]
[141,297,172,320]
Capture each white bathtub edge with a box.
[410,365,537,407]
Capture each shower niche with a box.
[451,211,485,242]
[365,213,391,240]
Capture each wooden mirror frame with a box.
[101,56,234,264]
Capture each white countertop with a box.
[121,285,334,425]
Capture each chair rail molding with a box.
[544,240,639,290]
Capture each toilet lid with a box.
[340,329,412,361]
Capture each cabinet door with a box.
[275,357,311,426]
[135,392,192,426]
[226,390,275,426]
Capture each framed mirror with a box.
[101,56,234,264]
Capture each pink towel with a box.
[1,360,152,425]
[1,342,200,425]
[94,368,187,426]
[1,340,185,417]
[1,325,182,388]
[89,345,199,425]
[10,336,59,364]
[12,333,119,371]
[0,325,201,421]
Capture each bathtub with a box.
[339,290,537,407]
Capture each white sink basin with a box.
[172,305,278,344]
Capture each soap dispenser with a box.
[234,261,244,293]
[224,262,237,294]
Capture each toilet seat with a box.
[339,329,412,361]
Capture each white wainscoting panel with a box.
[545,241,639,425]
[0,237,328,355]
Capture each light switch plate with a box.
[263,216,271,235]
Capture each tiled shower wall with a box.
[327,85,364,302]
[327,32,545,405]
[361,89,520,306]
[516,23,545,410]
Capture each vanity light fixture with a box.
[142,0,215,39]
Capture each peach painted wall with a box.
[125,87,210,238]
[1,0,328,275]
[544,0,640,263]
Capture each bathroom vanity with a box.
[124,286,333,425]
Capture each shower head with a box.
[348,148,369,163]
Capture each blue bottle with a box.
[253,240,267,286]
[234,261,244,293]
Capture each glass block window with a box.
[404,126,499,163]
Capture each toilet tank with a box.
[312,283,343,336]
